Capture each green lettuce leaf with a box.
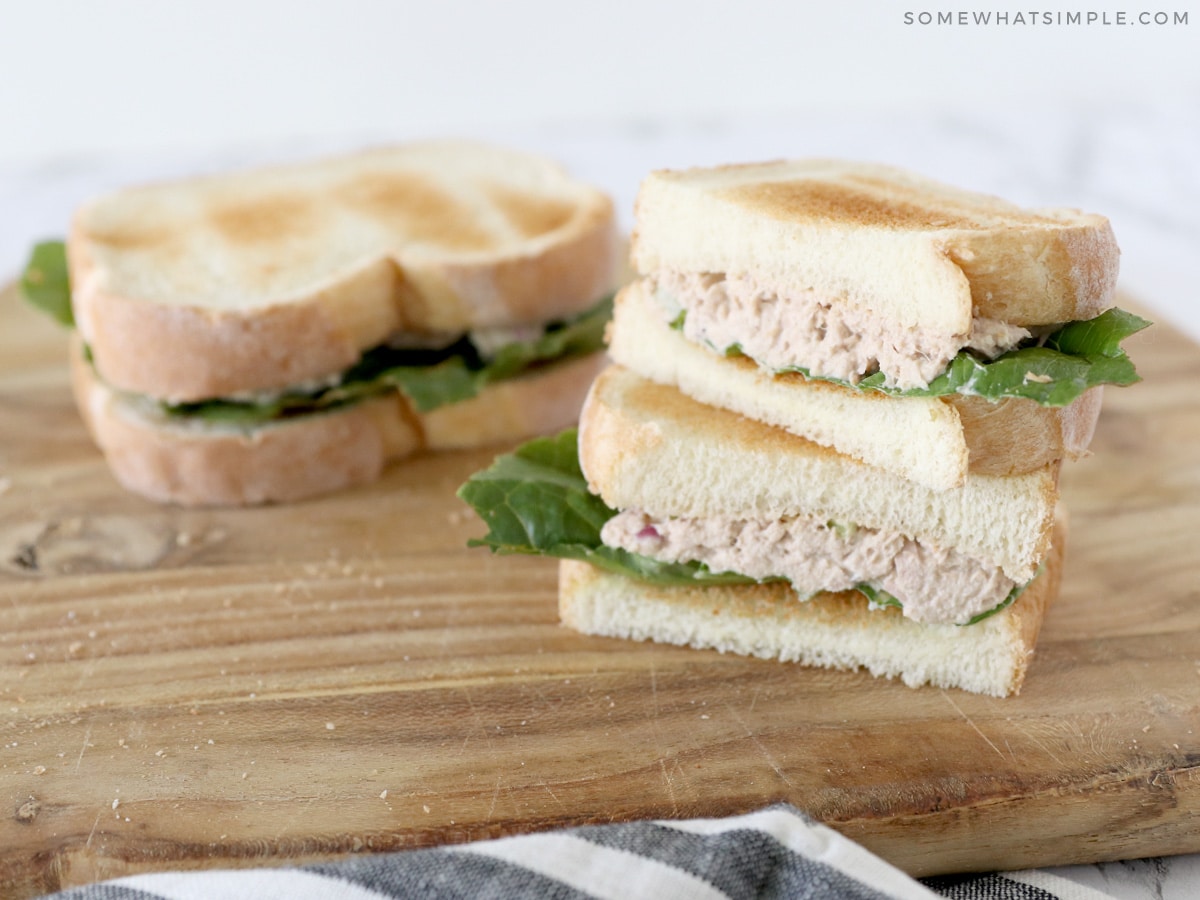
[166,296,610,422]
[458,429,1025,622]
[20,240,73,327]
[700,307,1150,407]
[458,429,760,587]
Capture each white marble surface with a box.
[1,102,1197,899]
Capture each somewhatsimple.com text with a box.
[903,10,1187,26]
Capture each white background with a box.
[1,0,1197,335]
[0,0,1196,164]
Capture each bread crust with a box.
[950,388,1103,476]
[71,335,605,506]
[69,142,619,403]
[558,510,1067,697]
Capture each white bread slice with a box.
[631,158,1118,335]
[607,280,1102,489]
[69,141,619,403]
[580,365,1059,583]
[559,510,1067,698]
[70,335,606,507]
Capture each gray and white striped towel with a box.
[41,804,1117,900]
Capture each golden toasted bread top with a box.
[631,157,1118,330]
[72,141,617,318]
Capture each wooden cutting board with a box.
[1,281,1197,898]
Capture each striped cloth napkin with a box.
[41,804,1115,900]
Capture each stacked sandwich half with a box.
[461,159,1146,697]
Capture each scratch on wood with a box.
[486,776,502,822]
[538,780,562,806]
[643,661,671,766]
[1007,720,1065,766]
[74,723,92,773]
[523,682,557,713]
[939,691,1006,761]
[722,704,794,787]
[273,797,315,840]
[659,758,679,813]
[73,661,97,694]
[85,811,102,848]
[458,685,493,755]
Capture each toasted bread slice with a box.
[632,158,1118,336]
[70,142,619,402]
[580,365,1059,583]
[70,335,606,506]
[606,280,1103,489]
[559,509,1067,698]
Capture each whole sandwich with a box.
[21,141,620,506]
[460,158,1147,697]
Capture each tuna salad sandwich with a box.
[21,141,620,506]
[614,158,1140,489]
[459,157,1146,697]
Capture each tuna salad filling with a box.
[651,271,1030,390]
[600,508,1017,625]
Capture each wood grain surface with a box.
[1,282,1197,898]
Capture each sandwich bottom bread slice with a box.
[559,508,1065,699]
[73,335,605,506]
